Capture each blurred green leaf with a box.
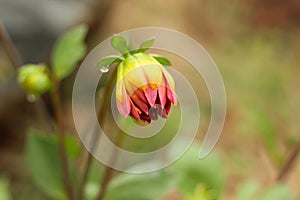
[0,177,11,200]
[52,24,88,79]
[249,109,285,166]
[172,143,225,198]
[104,171,175,200]
[186,184,215,200]
[84,161,104,200]
[149,54,172,66]
[53,134,81,159]
[252,110,275,152]
[84,182,99,200]
[235,181,295,200]
[138,37,155,53]
[258,184,295,200]
[97,56,123,68]
[26,131,66,200]
[111,35,128,55]
[236,180,259,200]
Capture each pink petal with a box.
[161,71,177,106]
[158,85,167,108]
[167,88,177,106]
[116,80,130,117]
[144,86,157,107]
[129,100,141,121]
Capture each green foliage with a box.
[26,131,66,200]
[52,24,88,79]
[104,171,175,200]
[186,184,215,200]
[236,180,259,200]
[100,142,224,200]
[0,177,11,200]
[55,134,81,160]
[236,181,295,200]
[111,35,129,55]
[249,109,285,165]
[138,37,155,53]
[259,184,295,200]
[26,131,81,200]
[83,161,104,200]
[17,64,51,95]
[251,110,275,152]
[171,143,225,199]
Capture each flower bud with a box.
[116,53,177,123]
[18,64,51,95]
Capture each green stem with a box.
[51,77,74,200]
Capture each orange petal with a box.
[134,88,148,103]
[131,91,149,114]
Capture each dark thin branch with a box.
[77,66,117,200]
[51,78,75,200]
[0,21,23,68]
[95,132,123,200]
[95,166,115,200]
[277,138,300,181]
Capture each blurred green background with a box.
[0,0,300,199]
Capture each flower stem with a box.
[51,77,74,200]
[77,67,117,200]
[277,137,300,181]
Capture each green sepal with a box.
[111,35,129,55]
[137,37,155,53]
[149,54,172,66]
[97,56,123,68]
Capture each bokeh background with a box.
[0,0,300,199]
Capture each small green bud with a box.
[18,64,52,95]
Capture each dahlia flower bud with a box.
[97,35,177,123]
[17,64,51,95]
[116,53,177,123]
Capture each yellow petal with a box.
[135,54,163,87]
[116,63,130,116]
[121,55,148,92]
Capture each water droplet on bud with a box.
[26,94,38,103]
[100,66,109,73]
